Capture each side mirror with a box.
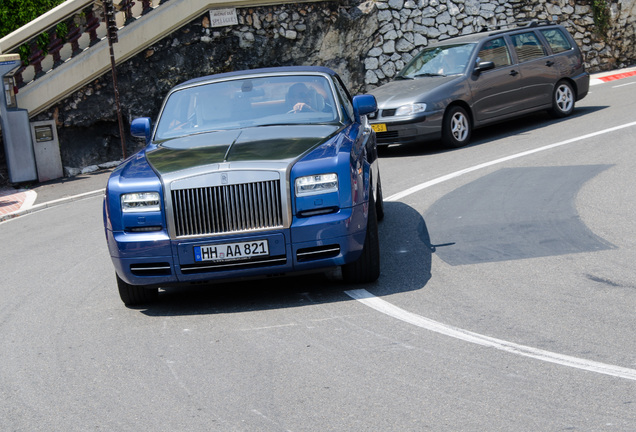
[475,61,496,73]
[130,117,151,143]
[352,94,378,123]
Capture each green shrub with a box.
[0,0,65,38]
[591,0,610,39]
[0,0,66,64]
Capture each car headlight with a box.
[295,173,338,197]
[121,192,161,213]
[395,103,427,116]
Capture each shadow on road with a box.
[377,105,609,158]
[424,164,616,265]
[139,201,433,316]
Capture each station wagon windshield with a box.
[399,43,476,78]
[154,75,339,141]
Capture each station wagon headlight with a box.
[121,192,160,213]
[395,103,427,117]
[295,173,338,196]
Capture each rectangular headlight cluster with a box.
[395,103,427,117]
[121,192,160,213]
[295,173,338,197]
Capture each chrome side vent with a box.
[296,245,340,262]
[130,263,172,276]
[172,180,283,238]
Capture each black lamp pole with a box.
[103,0,127,160]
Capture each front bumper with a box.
[107,204,367,287]
[370,110,444,145]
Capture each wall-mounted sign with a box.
[34,124,54,142]
[3,77,17,108]
[210,8,238,28]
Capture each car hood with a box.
[146,124,341,175]
[368,76,460,108]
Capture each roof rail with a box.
[486,19,555,35]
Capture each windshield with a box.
[399,43,476,78]
[155,75,339,141]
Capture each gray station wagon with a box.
[368,21,590,148]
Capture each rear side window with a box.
[477,37,512,68]
[540,28,572,54]
[510,32,547,62]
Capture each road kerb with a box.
[0,189,105,223]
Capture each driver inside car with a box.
[286,83,316,113]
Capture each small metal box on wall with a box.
[30,120,63,182]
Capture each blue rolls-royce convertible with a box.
[104,66,384,306]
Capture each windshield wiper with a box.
[394,75,413,80]
[413,73,444,78]
[254,123,298,127]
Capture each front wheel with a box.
[342,194,380,283]
[549,80,575,118]
[116,274,158,307]
[442,105,471,148]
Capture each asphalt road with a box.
[1,75,635,431]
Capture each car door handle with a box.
[509,69,519,76]
[546,60,555,67]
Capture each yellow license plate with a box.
[371,123,387,133]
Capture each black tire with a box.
[442,105,471,148]
[342,194,380,283]
[116,274,158,306]
[549,80,575,118]
[375,174,385,222]
[377,144,390,156]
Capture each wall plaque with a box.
[210,8,238,27]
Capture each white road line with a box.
[614,82,636,88]
[355,120,636,381]
[386,121,636,202]
[346,289,636,381]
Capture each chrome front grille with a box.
[172,179,283,238]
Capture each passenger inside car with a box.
[438,51,465,75]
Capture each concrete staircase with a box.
[0,0,295,118]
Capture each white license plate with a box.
[194,240,269,262]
